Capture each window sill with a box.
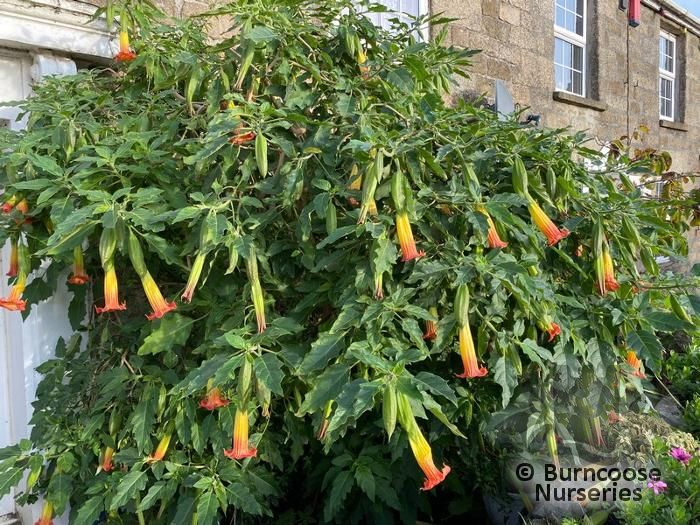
[552,91,607,112]
[659,119,688,132]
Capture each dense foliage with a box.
[0,1,698,523]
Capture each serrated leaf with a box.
[138,313,193,355]
[493,355,518,408]
[253,353,284,395]
[130,386,157,454]
[645,311,695,332]
[354,465,375,502]
[298,333,346,375]
[324,470,354,521]
[299,363,350,415]
[171,495,196,524]
[110,470,147,510]
[196,489,219,525]
[412,372,457,405]
[72,496,104,525]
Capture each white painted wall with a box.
[0,3,112,522]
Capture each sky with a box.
[672,0,700,18]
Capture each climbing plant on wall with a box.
[0,0,697,523]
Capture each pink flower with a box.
[670,447,692,465]
[647,480,667,494]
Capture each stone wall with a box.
[433,0,700,269]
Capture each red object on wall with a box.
[628,0,640,27]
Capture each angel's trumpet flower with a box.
[148,433,172,462]
[454,286,488,378]
[67,245,89,285]
[34,501,53,525]
[115,30,137,62]
[181,252,206,303]
[128,231,175,320]
[199,383,229,411]
[0,241,29,311]
[626,350,646,379]
[528,197,569,246]
[477,206,507,249]
[423,306,438,341]
[96,229,126,314]
[100,446,115,472]
[397,393,450,491]
[224,409,257,460]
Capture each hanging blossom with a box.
[0,240,29,312]
[67,245,89,285]
[34,501,54,525]
[527,197,569,246]
[101,446,115,472]
[538,315,561,342]
[148,434,172,462]
[246,249,266,333]
[625,350,646,379]
[397,393,450,491]
[454,285,488,378]
[423,306,438,341]
[182,252,206,303]
[477,206,508,249]
[199,384,229,411]
[1,195,17,213]
[670,447,692,465]
[391,171,424,262]
[96,229,126,314]
[114,30,137,62]
[6,238,18,277]
[602,249,620,292]
[373,272,384,300]
[128,231,176,320]
[224,408,258,460]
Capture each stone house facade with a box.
[430,0,700,268]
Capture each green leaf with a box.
[138,313,193,355]
[130,386,157,454]
[253,353,284,395]
[412,372,457,405]
[626,330,663,371]
[171,494,196,524]
[317,225,356,249]
[493,355,518,408]
[0,468,22,498]
[196,489,220,525]
[72,496,104,525]
[324,470,354,521]
[645,311,695,332]
[298,363,350,415]
[298,333,346,375]
[354,465,375,502]
[519,339,553,368]
[246,26,278,42]
[226,483,263,515]
[47,473,72,514]
[421,394,466,438]
[386,67,415,93]
[110,470,147,511]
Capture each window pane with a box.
[659,77,673,118]
[573,44,583,72]
[576,13,584,36]
[556,8,566,28]
[554,38,584,95]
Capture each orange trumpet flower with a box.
[199,386,230,411]
[224,409,257,460]
[395,212,425,262]
[423,306,438,341]
[67,246,89,285]
[34,501,53,525]
[115,30,136,62]
[95,266,126,314]
[101,446,115,472]
[456,325,488,378]
[527,198,569,246]
[408,424,451,491]
[477,207,508,249]
[148,433,172,462]
[181,252,206,303]
[141,272,177,320]
[626,350,646,379]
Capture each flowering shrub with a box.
[0,1,697,523]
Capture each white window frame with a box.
[553,0,587,97]
[659,31,676,121]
